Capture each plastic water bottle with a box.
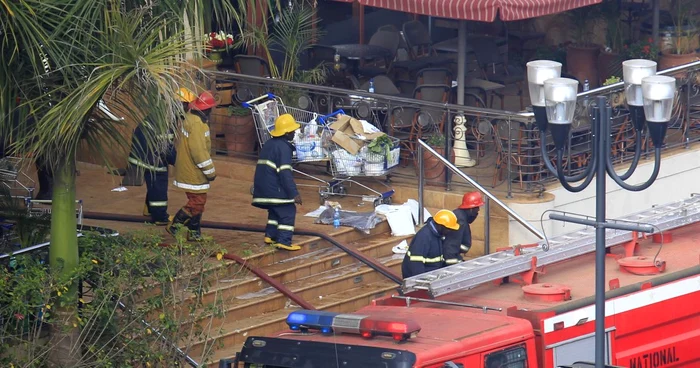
[368,79,375,93]
[583,79,590,92]
[333,207,341,229]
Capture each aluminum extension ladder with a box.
[402,195,700,298]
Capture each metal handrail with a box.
[417,139,545,246]
[207,70,533,119]
[208,59,700,119]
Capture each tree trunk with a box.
[48,159,81,367]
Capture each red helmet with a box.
[458,191,484,209]
[190,91,217,111]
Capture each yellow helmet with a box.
[433,210,460,230]
[270,114,301,137]
[177,87,197,103]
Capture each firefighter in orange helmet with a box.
[168,91,217,240]
[443,191,484,265]
[401,210,460,279]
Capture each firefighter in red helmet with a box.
[443,191,484,265]
[168,91,217,240]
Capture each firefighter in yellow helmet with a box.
[168,91,217,240]
[130,87,197,225]
[252,114,303,251]
[401,209,460,278]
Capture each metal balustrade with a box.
[205,60,700,197]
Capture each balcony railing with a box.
[205,60,700,197]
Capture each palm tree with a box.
[2,0,235,364]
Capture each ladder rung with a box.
[402,196,700,298]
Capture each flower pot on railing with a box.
[208,50,225,65]
[567,43,601,89]
[659,51,700,71]
[416,134,455,183]
[224,106,256,155]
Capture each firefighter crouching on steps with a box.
[168,91,217,240]
[131,87,197,225]
[443,191,484,265]
[402,210,460,279]
[252,114,303,251]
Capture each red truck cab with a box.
[236,306,538,367]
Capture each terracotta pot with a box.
[416,146,456,182]
[597,51,624,85]
[566,44,601,89]
[224,114,256,155]
[658,51,700,71]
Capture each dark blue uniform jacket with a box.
[128,122,176,173]
[442,209,473,265]
[402,218,445,279]
[252,137,299,208]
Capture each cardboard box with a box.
[329,115,385,155]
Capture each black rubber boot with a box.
[167,209,191,236]
[187,214,203,241]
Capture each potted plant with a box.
[659,0,700,70]
[565,4,604,89]
[598,1,627,85]
[223,105,256,155]
[204,31,234,65]
[416,132,454,182]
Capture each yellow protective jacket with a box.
[173,112,216,193]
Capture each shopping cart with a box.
[244,93,396,206]
[320,113,399,207]
[0,156,35,198]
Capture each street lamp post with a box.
[526,60,677,368]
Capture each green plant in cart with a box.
[367,135,393,160]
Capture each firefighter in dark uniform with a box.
[129,87,197,225]
[402,209,460,279]
[168,91,218,241]
[443,191,484,265]
[252,114,303,251]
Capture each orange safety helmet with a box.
[191,91,217,111]
[458,191,484,209]
[432,210,460,230]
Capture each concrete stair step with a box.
[175,231,409,310]
[179,254,403,336]
[192,277,401,365]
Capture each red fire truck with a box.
[229,198,700,368]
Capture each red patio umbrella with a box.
[357,0,601,22]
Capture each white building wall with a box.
[507,147,700,245]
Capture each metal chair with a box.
[470,37,526,110]
[416,68,453,86]
[232,55,272,101]
[357,30,401,78]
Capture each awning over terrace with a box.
[339,0,602,22]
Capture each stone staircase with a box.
[174,221,411,366]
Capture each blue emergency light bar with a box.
[286,310,339,335]
[286,310,421,342]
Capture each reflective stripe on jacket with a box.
[442,209,472,265]
[252,137,299,208]
[173,112,215,194]
[401,219,445,278]
[128,121,176,173]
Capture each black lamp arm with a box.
[540,133,593,182]
[605,147,662,192]
[610,131,643,181]
[555,147,597,193]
